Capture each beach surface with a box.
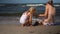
[0,16,60,34]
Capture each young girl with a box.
[20,7,36,27]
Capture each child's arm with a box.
[38,14,45,17]
[29,14,32,25]
[38,5,48,17]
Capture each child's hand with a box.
[38,14,40,17]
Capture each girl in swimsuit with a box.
[20,7,36,27]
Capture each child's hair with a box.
[28,7,36,14]
[46,0,54,7]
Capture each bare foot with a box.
[21,24,25,27]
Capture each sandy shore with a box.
[0,16,60,34]
[0,24,60,34]
[0,16,19,24]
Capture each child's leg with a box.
[23,19,29,26]
[21,24,25,27]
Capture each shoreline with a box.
[0,16,60,24]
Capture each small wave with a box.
[26,4,45,6]
[25,4,60,7]
[54,5,60,6]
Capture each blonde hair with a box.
[28,7,36,14]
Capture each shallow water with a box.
[0,4,60,15]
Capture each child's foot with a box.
[30,25,34,28]
[43,23,54,26]
[43,23,49,26]
[21,24,25,27]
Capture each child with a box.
[20,7,36,27]
[38,0,56,26]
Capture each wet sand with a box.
[0,24,60,34]
[0,16,60,34]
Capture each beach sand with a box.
[0,16,60,34]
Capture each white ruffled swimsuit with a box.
[20,13,28,24]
